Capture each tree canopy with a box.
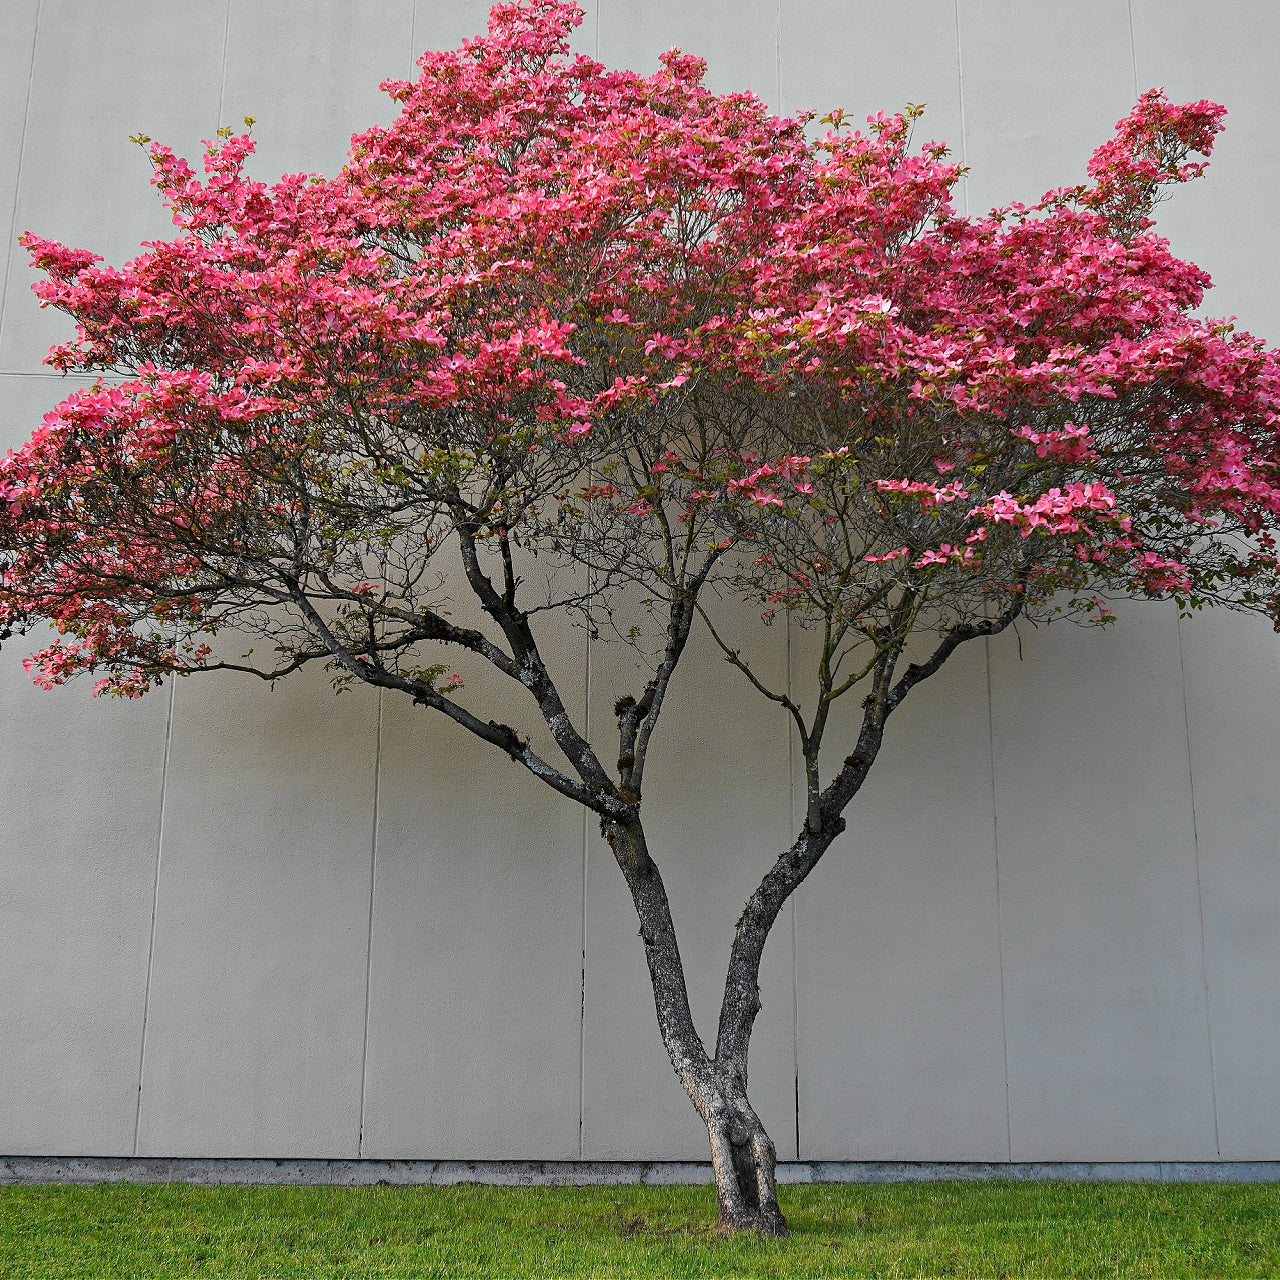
[3,0,1279,1234]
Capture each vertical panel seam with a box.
[217,1,232,124]
[579,609,590,1160]
[0,0,43,354]
[953,0,969,218]
[780,0,795,1127]
[984,638,1013,1161]
[357,689,385,1157]
[1175,618,1222,1157]
[577,0,599,1131]
[1131,0,1219,1161]
[957,0,1008,1159]
[785,614,798,1157]
[133,682,176,1156]
[775,0,783,110]
[359,3,419,1161]
[1126,0,1140,99]
[130,0,230,1156]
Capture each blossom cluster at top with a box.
[3,0,1279,694]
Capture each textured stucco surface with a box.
[1,0,1278,1163]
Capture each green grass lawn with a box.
[1,1180,1276,1278]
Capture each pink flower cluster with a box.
[2,0,1278,694]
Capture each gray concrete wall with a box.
[1,0,1277,1163]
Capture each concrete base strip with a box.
[2,1157,1278,1186]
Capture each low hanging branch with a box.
[3,0,1280,1237]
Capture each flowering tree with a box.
[4,0,1280,1234]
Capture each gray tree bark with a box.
[603,819,791,1234]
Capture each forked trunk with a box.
[599,602,1004,1233]
[604,817,788,1235]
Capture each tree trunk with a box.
[603,817,788,1235]
[704,1085,786,1235]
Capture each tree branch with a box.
[887,596,1025,712]
[693,597,809,755]
[281,578,627,818]
[712,593,1026,1079]
[626,545,728,797]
